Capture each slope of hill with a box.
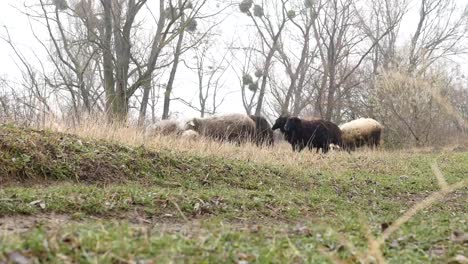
[0,124,466,263]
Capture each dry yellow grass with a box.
[36,116,468,192]
[42,117,467,174]
[44,118,400,170]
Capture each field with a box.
[0,123,467,263]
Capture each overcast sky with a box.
[0,0,467,120]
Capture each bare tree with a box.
[161,1,190,120]
[1,27,53,126]
[344,0,408,119]
[228,36,259,115]
[407,0,468,73]
[270,0,319,116]
[177,36,229,117]
[239,0,291,116]
[24,0,102,124]
[307,0,398,121]
[22,0,210,122]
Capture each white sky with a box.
[0,0,467,120]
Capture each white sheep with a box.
[339,118,384,150]
[180,129,200,141]
[144,119,187,138]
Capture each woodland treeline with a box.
[0,0,467,146]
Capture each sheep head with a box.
[186,118,200,130]
[272,115,290,132]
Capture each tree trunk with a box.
[113,86,128,122]
[112,1,132,122]
[162,23,185,120]
[200,103,206,118]
[101,0,116,122]
[281,24,311,115]
[314,71,328,118]
[78,75,91,114]
[138,80,151,126]
[325,74,336,121]
[254,48,275,116]
[325,38,337,121]
[292,61,308,116]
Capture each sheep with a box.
[249,115,274,146]
[272,115,291,141]
[144,119,187,138]
[180,129,200,141]
[272,115,332,145]
[339,118,384,151]
[284,117,342,153]
[186,113,255,144]
[321,120,343,148]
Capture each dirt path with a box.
[0,214,74,235]
[0,213,316,239]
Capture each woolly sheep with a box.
[272,115,335,147]
[249,115,274,146]
[339,118,384,151]
[144,119,186,137]
[180,129,200,141]
[186,113,255,144]
[284,117,342,153]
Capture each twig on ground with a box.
[170,199,189,223]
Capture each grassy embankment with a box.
[0,123,466,263]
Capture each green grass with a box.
[0,124,467,263]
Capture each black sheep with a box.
[272,115,292,141]
[321,120,343,149]
[249,115,274,147]
[284,117,342,153]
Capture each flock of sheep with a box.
[145,113,384,153]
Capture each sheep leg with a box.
[322,145,330,154]
[295,142,305,152]
[291,144,297,152]
[292,142,301,152]
[371,130,381,150]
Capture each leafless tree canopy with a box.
[1,0,467,146]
